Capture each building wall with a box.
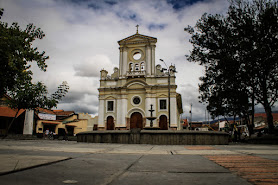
[98,32,182,130]
[36,114,88,136]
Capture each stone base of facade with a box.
[115,127,127,130]
[98,127,105,131]
[77,130,229,145]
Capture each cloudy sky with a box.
[1,0,232,121]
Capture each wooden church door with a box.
[106,116,114,130]
[130,112,143,129]
[159,115,168,130]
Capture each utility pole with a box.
[159,59,176,129]
[205,109,206,124]
[168,69,171,128]
[207,110,210,126]
[190,103,192,129]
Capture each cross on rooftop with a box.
[136,25,139,34]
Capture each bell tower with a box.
[118,26,157,78]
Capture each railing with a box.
[126,71,146,77]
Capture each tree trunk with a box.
[251,91,255,134]
[264,104,274,133]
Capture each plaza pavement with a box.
[0,139,277,185]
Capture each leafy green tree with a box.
[0,8,48,96]
[0,9,69,132]
[185,0,278,133]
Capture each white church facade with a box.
[98,30,183,130]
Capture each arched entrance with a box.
[106,116,114,130]
[159,115,168,130]
[130,112,143,129]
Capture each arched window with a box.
[140,62,145,71]
[135,64,140,71]
[129,63,133,72]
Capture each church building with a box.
[98,28,183,130]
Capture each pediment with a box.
[105,96,116,100]
[127,82,145,89]
[118,33,157,45]
[157,94,168,98]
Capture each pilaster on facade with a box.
[122,47,128,76]
[119,47,123,77]
[98,99,105,127]
[170,97,177,127]
[146,45,151,75]
[151,45,156,75]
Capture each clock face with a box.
[130,49,144,61]
[133,52,142,60]
[133,97,141,105]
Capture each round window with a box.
[133,52,142,60]
[133,97,141,105]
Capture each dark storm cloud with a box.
[116,11,140,22]
[167,0,204,10]
[148,23,167,31]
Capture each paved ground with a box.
[0,139,277,185]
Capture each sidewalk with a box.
[0,140,277,185]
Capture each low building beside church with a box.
[98,30,183,130]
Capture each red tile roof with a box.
[0,107,25,118]
[255,113,278,121]
[183,119,188,126]
[37,107,55,115]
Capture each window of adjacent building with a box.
[159,99,167,110]
[107,101,114,112]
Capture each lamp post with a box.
[160,59,176,129]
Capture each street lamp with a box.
[160,59,176,129]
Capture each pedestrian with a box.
[44,128,49,139]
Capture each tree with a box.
[185,0,278,133]
[0,8,48,96]
[7,80,69,131]
[0,9,69,132]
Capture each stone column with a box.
[121,97,128,127]
[119,47,123,77]
[122,47,128,76]
[116,98,122,127]
[145,96,151,127]
[170,96,177,127]
[151,45,156,75]
[98,99,105,127]
[23,109,34,135]
[146,45,151,75]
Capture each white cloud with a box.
[1,0,232,120]
[74,55,115,77]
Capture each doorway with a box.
[159,115,168,130]
[106,116,114,130]
[130,112,143,129]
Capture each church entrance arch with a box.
[159,115,168,130]
[130,112,143,129]
[106,116,114,130]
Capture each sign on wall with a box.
[38,113,56,120]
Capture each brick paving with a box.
[205,155,278,185]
